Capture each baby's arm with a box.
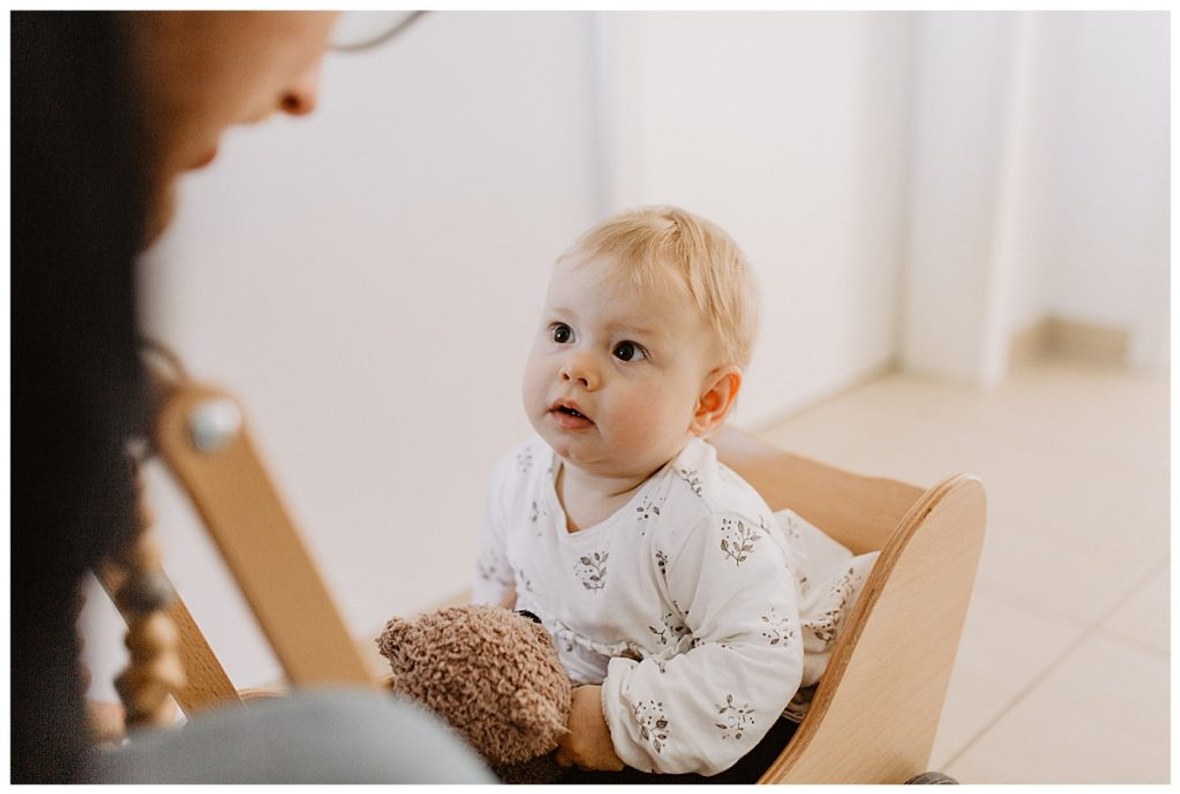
[601,513,804,776]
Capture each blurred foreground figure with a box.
[11,12,492,783]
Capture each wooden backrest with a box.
[710,427,925,553]
[712,427,987,783]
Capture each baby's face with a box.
[522,255,718,482]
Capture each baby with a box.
[473,206,803,779]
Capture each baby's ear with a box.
[375,617,414,669]
[692,365,742,436]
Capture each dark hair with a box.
[11,12,149,782]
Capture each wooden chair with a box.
[116,366,986,784]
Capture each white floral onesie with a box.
[472,435,804,776]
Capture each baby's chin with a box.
[554,446,674,483]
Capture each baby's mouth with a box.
[551,401,594,427]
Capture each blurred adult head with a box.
[10,12,338,781]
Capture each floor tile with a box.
[942,633,1169,783]
[921,362,1169,478]
[970,462,1168,623]
[1097,565,1170,656]
[927,587,1086,769]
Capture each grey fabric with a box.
[93,688,496,784]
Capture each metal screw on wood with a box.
[188,398,242,453]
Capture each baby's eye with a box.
[613,341,647,362]
[550,323,573,344]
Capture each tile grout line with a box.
[940,558,1170,771]
[974,573,1168,657]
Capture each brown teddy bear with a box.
[376,604,572,783]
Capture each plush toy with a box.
[376,604,572,783]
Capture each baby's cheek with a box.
[610,404,664,451]
[521,359,548,415]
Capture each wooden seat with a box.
[120,371,986,783]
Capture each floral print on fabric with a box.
[715,694,756,741]
[515,447,534,474]
[635,700,670,754]
[636,494,664,521]
[648,612,691,648]
[760,607,796,647]
[719,517,764,565]
[574,551,609,591]
[804,566,860,646]
[678,468,704,497]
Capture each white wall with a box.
[902,11,1169,383]
[903,12,1021,384]
[1046,12,1169,369]
[992,13,1061,347]
[605,12,916,425]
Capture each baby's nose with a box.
[280,62,324,116]
[560,358,597,390]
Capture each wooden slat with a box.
[95,565,240,715]
[154,382,376,693]
[165,595,242,713]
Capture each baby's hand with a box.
[555,685,625,772]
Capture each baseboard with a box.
[1009,316,1130,368]
[1007,320,1050,368]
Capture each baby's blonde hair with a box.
[558,205,759,369]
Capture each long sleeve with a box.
[600,512,803,776]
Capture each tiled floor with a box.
[755,356,1170,784]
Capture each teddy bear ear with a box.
[375,617,413,667]
[509,688,569,746]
